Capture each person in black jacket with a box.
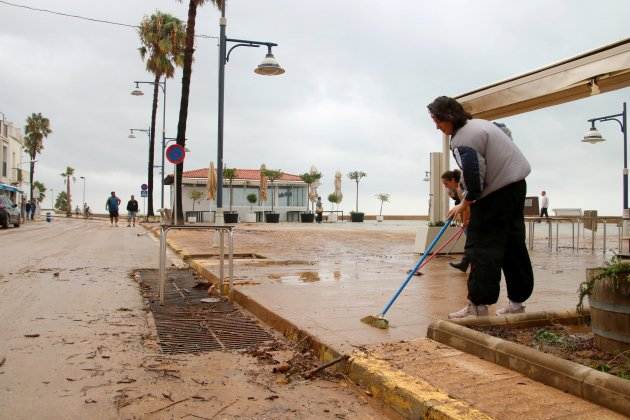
[126,195,139,227]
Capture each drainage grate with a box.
[137,269,274,354]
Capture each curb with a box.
[189,258,493,419]
[427,314,630,416]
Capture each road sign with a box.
[141,183,148,191]
[166,144,186,165]
[140,190,148,198]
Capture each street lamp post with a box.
[131,80,167,210]
[582,102,628,211]
[216,0,284,223]
[80,176,86,206]
[129,127,151,219]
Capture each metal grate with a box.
[137,269,274,354]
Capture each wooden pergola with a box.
[434,38,630,221]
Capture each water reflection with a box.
[272,270,343,285]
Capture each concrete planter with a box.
[427,310,630,416]
[265,213,280,223]
[351,212,364,223]
[300,213,315,223]
[376,215,384,222]
[244,212,256,223]
[224,212,239,224]
[414,225,465,254]
[328,213,338,223]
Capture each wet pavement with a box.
[167,221,608,353]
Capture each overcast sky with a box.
[1,0,629,215]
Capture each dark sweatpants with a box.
[465,180,534,305]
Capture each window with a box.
[2,145,7,177]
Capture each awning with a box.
[455,38,630,120]
[0,183,24,193]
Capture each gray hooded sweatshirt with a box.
[450,119,531,201]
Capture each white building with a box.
[0,118,27,202]
[166,168,309,222]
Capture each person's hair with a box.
[427,96,472,131]
[111,191,115,195]
[441,169,461,183]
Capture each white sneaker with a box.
[448,302,489,319]
[496,301,525,315]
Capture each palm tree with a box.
[223,167,237,212]
[24,113,52,202]
[375,193,390,216]
[60,166,75,217]
[173,0,223,223]
[347,171,367,213]
[138,11,186,218]
[33,181,46,203]
[263,169,282,212]
[189,189,203,211]
[299,171,322,213]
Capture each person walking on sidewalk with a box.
[427,96,534,318]
[105,191,121,227]
[315,196,324,223]
[441,169,470,272]
[25,201,31,222]
[540,190,549,221]
[126,195,139,227]
[30,199,36,220]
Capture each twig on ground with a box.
[147,397,190,414]
[304,355,349,379]
[209,400,237,419]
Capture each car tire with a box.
[1,217,8,229]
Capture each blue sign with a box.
[140,190,148,198]
[166,144,186,165]
[141,183,148,191]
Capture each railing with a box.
[524,216,624,254]
[185,210,216,223]
[159,223,234,304]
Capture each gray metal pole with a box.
[216,1,226,217]
[161,79,167,209]
[623,102,628,210]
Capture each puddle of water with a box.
[272,270,342,285]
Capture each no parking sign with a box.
[166,144,186,165]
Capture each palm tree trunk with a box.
[174,0,198,224]
[29,156,35,203]
[355,180,359,212]
[229,179,233,211]
[147,73,160,218]
[66,176,71,217]
[379,201,383,216]
[305,183,310,212]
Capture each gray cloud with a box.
[1,0,628,215]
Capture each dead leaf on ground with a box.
[24,334,40,338]
[116,376,136,384]
[265,395,279,401]
[84,398,97,404]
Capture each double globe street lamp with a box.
[215,0,285,223]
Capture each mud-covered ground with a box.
[0,219,387,419]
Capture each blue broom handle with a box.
[379,219,453,317]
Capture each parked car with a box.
[0,195,20,228]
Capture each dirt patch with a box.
[476,324,630,380]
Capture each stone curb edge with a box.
[427,315,630,416]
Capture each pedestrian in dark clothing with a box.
[25,201,31,221]
[30,200,36,220]
[126,195,139,227]
[428,96,534,318]
[105,191,121,226]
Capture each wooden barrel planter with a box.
[587,268,630,353]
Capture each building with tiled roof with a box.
[165,167,309,222]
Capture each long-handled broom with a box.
[361,219,457,329]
